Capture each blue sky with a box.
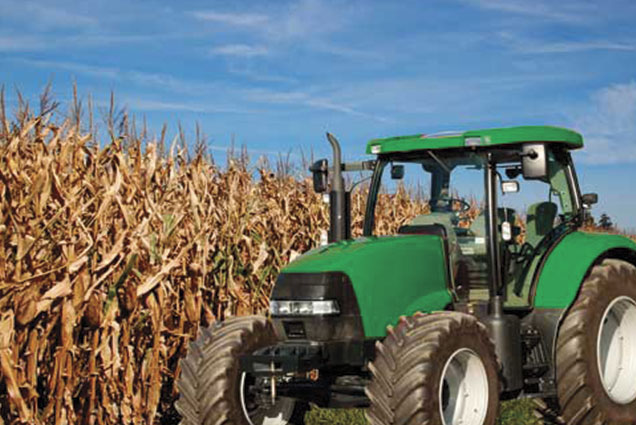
[1,0,636,229]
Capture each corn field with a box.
[0,92,435,425]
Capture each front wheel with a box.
[176,316,308,425]
[556,259,636,424]
[366,312,500,425]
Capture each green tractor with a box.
[176,126,636,425]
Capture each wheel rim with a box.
[439,348,489,425]
[239,373,296,425]
[596,295,636,404]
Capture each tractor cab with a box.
[359,131,588,309]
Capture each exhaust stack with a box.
[326,133,351,243]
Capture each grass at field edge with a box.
[306,399,542,424]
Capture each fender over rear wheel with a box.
[366,312,500,425]
[556,259,636,424]
[175,316,308,425]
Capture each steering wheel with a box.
[437,197,471,213]
[431,198,472,226]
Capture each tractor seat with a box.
[407,213,457,245]
[399,215,454,258]
[525,202,558,247]
[397,223,448,239]
[511,201,558,299]
[401,213,463,293]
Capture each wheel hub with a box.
[597,295,636,405]
[439,348,489,425]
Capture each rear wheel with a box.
[556,259,636,424]
[366,312,500,425]
[176,316,308,425]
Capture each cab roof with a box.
[366,125,583,155]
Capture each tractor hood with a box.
[281,235,453,338]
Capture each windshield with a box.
[363,152,487,236]
[363,152,489,297]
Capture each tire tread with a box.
[175,316,276,425]
[555,259,636,425]
[366,312,499,425]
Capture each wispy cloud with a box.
[19,59,119,79]
[246,88,391,122]
[15,57,390,121]
[191,0,354,48]
[0,1,97,30]
[188,0,373,83]
[0,32,192,52]
[226,64,297,84]
[209,44,269,57]
[14,58,226,96]
[120,98,260,115]
[190,11,269,27]
[263,0,350,41]
[461,0,595,24]
[520,40,635,54]
[499,32,636,54]
[308,41,381,60]
[572,81,636,164]
[0,35,48,51]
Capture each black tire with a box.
[556,259,636,425]
[176,316,308,425]
[366,312,500,425]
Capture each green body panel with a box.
[282,235,453,338]
[533,231,636,308]
[366,125,583,155]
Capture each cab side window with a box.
[500,150,572,249]
[501,148,575,305]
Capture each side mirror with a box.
[391,164,404,180]
[309,159,329,193]
[501,180,520,194]
[582,193,598,207]
[522,143,548,180]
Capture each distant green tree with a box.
[599,213,614,230]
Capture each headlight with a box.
[270,300,340,316]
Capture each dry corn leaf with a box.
[36,277,72,315]
[252,242,269,272]
[0,311,32,422]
